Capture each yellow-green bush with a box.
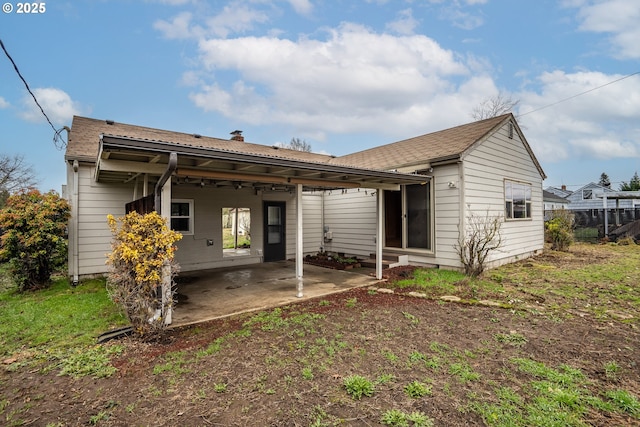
[106,211,182,337]
[545,210,574,251]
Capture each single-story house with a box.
[64,113,546,321]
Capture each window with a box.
[505,181,532,219]
[171,199,193,234]
[582,189,593,200]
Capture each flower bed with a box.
[304,252,361,270]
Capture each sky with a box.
[1,0,639,194]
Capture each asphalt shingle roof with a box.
[66,113,539,175]
[328,114,510,170]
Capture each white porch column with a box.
[603,194,608,237]
[376,189,383,280]
[296,183,304,297]
[160,181,173,325]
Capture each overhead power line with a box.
[519,70,640,117]
[0,38,67,149]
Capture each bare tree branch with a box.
[472,92,519,121]
[0,154,38,193]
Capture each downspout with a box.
[72,159,79,287]
[154,152,178,212]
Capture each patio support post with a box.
[604,194,608,237]
[155,152,177,325]
[296,183,304,297]
[161,180,173,325]
[376,189,383,280]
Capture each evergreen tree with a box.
[619,171,640,191]
[598,172,611,188]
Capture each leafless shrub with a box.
[455,210,503,277]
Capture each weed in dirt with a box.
[449,362,481,382]
[381,409,434,427]
[383,349,400,363]
[402,311,420,325]
[604,361,621,381]
[404,380,432,398]
[408,350,427,364]
[89,410,109,425]
[343,374,374,400]
[54,344,123,379]
[152,350,190,376]
[376,373,396,384]
[345,297,358,308]
[604,389,640,417]
[302,367,314,380]
[494,331,528,347]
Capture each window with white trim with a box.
[505,180,532,219]
[171,199,194,234]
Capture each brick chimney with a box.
[561,185,567,191]
[230,130,244,142]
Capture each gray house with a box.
[65,113,546,302]
[547,182,640,228]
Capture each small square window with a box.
[171,199,193,234]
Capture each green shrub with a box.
[545,210,574,251]
[0,189,70,291]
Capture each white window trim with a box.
[171,199,194,235]
[505,179,532,221]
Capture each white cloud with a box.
[188,23,488,138]
[204,4,270,38]
[386,8,419,35]
[154,11,203,39]
[286,0,313,15]
[571,0,640,59]
[0,96,9,109]
[20,88,86,125]
[517,71,640,163]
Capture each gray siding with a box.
[430,164,462,268]
[73,166,134,276]
[323,189,377,257]
[302,193,323,254]
[462,122,544,268]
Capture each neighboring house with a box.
[64,113,546,290]
[551,182,640,228]
[543,189,570,220]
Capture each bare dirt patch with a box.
[2,286,639,426]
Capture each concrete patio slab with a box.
[171,261,378,327]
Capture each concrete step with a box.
[361,253,409,269]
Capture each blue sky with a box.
[1,0,639,193]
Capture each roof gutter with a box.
[155,152,177,212]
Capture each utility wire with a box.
[519,70,640,117]
[0,38,67,149]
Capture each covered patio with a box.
[92,132,430,326]
[171,261,378,327]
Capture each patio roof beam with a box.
[176,168,290,185]
[101,135,428,184]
